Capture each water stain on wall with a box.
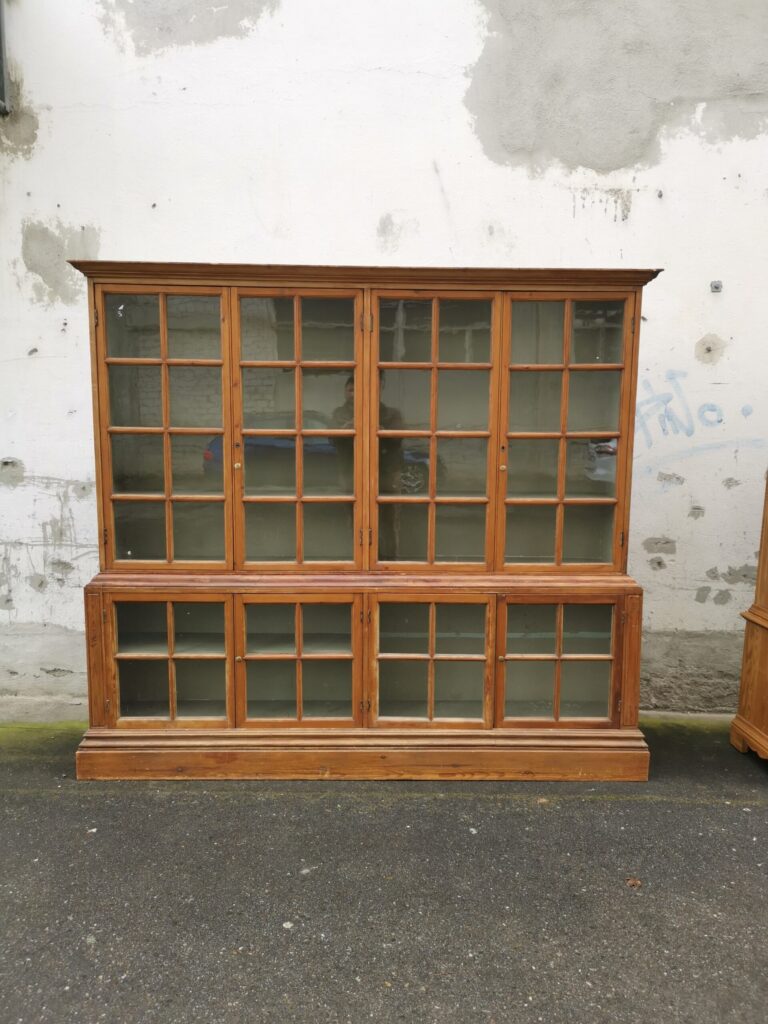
[0,458,25,487]
[695,333,727,364]
[657,471,684,486]
[21,221,100,306]
[688,505,705,519]
[0,71,40,160]
[97,0,280,56]
[466,2,768,172]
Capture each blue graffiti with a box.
[635,370,725,449]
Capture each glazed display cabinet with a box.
[74,263,659,780]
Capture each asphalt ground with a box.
[1,717,766,1024]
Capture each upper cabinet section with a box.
[78,264,660,574]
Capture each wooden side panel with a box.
[731,620,768,758]
[620,593,642,727]
[755,479,768,610]
[84,589,109,726]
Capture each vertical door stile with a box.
[228,286,244,569]
[493,293,512,571]
[360,288,371,571]
[493,595,506,727]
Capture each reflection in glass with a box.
[507,604,556,654]
[565,438,617,497]
[167,296,221,359]
[169,367,221,428]
[439,300,491,363]
[563,605,612,654]
[106,294,160,358]
[379,438,429,496]
[435,505,486,562]
[245,503,296,562]
[114,501,166,560]
[379,370,429,430]
[119,660,169,717]
[303,368,353,423]
[568,371,621,431]
[117,602,167,654]
[301,298,354,361]
[303,503,353,561]
[437,370,489,430]
[378,502,428,561]
[505,505,556,563]
[175,660,226,717]
[434,661,484,718]
[560,661,611,717]
[378,660,428,717]
[173,435,223,494]
[303,604,351,653]
[508,371,561,432]
[240,297,294,361]
[435,604,485,654]
[112,435,164,494]
[109,365,162,427]
[379,604,429,654]
[242,368,295,428]
[173,502,225,561]
[247,660,296,718]
[244,436,296,495]
[511,302,564,364]
[174,602,225,654]
[379,300,431,362]
[505,660,555,718]
[507,439,559,497]
[562,505,614,563]
[302,661,352,718]
[304,436,353,496]
[572,301,624,363]
[247,604,295,654]
[436,438,487,496]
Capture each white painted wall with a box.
[1,0,766,713]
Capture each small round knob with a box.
[498,656,504,662]
[235,656,243,662]
[234,462,242,469]
[499,465,507,472]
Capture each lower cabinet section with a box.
[79,577,648,780]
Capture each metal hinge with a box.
[617,697,622,713]
[619,531,625,547]
[103,527,108,547]
[368,528,373,546]
[621,611,627,625]
[359,699,372,712]
[102,608,107,624]
[367,609,372,624]
[359,528,363,546]
[94,308,99,327]
[631,316,635,333]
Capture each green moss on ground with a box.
[0,722,87,762]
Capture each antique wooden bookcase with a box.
[73,263,660,780]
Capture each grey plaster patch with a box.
[0,71,40,160]
[648,556,666,571]
[720,563,758,586]
[0,457,25,487]
[21,220,100,306]
[25,574,47,593]
[640,630,741,712]
[97,0,280,56]
[713,589,733,606]
[466,2,768,173]
[722,477,741,489]
[657,471,684,486]
[705,567,720,581]
[376,213,402,253]
[688,505,705,519]
[48,559,74,578]
[643,536,676,555]
[694,586,711,603]
[695,333,727,364]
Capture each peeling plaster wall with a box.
[1,0,767,716]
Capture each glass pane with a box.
[172,435,223,494]
[379,299,431,362]
[116,602,167,654]
[302,661,352,718]
[378,503,428,561]
[379,438,429,496]
[167,296,220,359]
[174,602,225,655]
[507,439,558,497]
[247,604,295,654]
[436,438,487,496]
[505,505,556,563]
[511,302,564,364]
[303,604,351,654]
[380,370,430,430]
[112,435,164,494]
[303,368,352,423]
[304,436,353,496]
[301,298,354,361]
[105,294,160,358]
[434,661,484,719]
[560,661,611,718]
[245,503,296,562]
[173,502,224,561]
[505,661,555,718]
[240,297,294,361]
[437,370,489,430]
[114,501,166,560]
[562,505,614,563]
[247,660,296,719]
[323,375,355,430]
[508,371,561,432]
[435,604,485,654]
[379,603,429,654]
[242,368,295,429]
[175,661,226,718]
[563,605,613,655]
[435,505,486,563]
[506,605,557,654]
[119,660,169,718]
[169,367,221,427]
[565,438,617,497]
[303,503,353,561]
[244,436,295,496]
[568,371,621,431]
[439,300,491,363]
[378,660,428,717]
[109,365,162,427]
[572,301,624,363]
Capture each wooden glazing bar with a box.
[167,601,177,719]
[295,602,303,720]
[553,603,564,720]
